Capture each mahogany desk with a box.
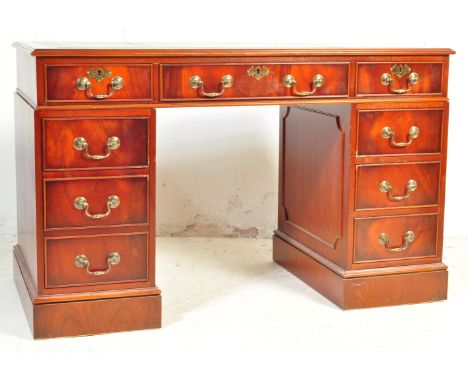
[12,42,455,338]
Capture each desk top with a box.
[14,41,456,57]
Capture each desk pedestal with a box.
[275,104,448,309]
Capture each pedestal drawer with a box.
[45,64,153,102]
[354,214,439,264]
[355,162,440,210]
[45,232,148,289]
[45,176,148,229]
[43,117,149,170]
[356,62,444,96]
[161,63,349,100]
[357,108,444,157]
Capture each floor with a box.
[1,233,467,352]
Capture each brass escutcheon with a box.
[247,65,270,80]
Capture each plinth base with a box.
[13,246,162,339]
[273,234,448,309]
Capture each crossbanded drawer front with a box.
[354,214,439,264]
[45,176,148,230]
[161,63,349,100]
[43,117,149,170]
[45,64,153,102]
[355,162,440,210]
[45,233,148,289]
[357,109,444,156]
[356,62,443,96]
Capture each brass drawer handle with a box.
[283,74,324,97]
[76,76,124,99]
[189,75,233,98]
[75,252,120,276]
[73,136,120,160]
[380,71,419,94]
[379,179,417,201]
[74,195,120,219]
[381,125,419,147]
[378,231,415,252]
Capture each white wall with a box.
[0,0,467,238]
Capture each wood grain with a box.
[12,44,455,338]
[161,63,349,100]
[45,232,148,290]
[357,62,444,96]
[14,243,161,339]
[44,176,148,229]
[33,294,161,339]
[355,161,440,210]
[273,234,448,309]
[354,213,439,264]
[43,116,149,170]
[13,42,455,57]
[357,108,444,157]
[278,104,351,268]
[45,64,153,102]
[14,95,39,285]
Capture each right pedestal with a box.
[276,103,449,309]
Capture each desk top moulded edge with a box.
[13,41,456,57]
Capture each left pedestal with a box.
[14,94,161,339]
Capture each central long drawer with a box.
[160,63,350,100]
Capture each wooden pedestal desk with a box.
[12,42,455,339]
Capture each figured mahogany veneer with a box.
[13,43,454,338]
[354,213,439,264]
[357,62,444,96]
[161,63,349,100]
[43,117,149,170]
[45,64,153,103]
[44,176,148,230]
[45,232,149,290]
[355,162,441,210]
[357,108,444,157]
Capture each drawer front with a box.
[43,117,149,170]
[45,64,153,102]
[357,109,443,156]
[354,214,438,263]
[45,233,148,289]
[45,176,148,229]
[161,63,349,100]
[356,162,440,210]
[357,62,443,96]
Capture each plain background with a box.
[0,0,467,374]
[0,0,467,239]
